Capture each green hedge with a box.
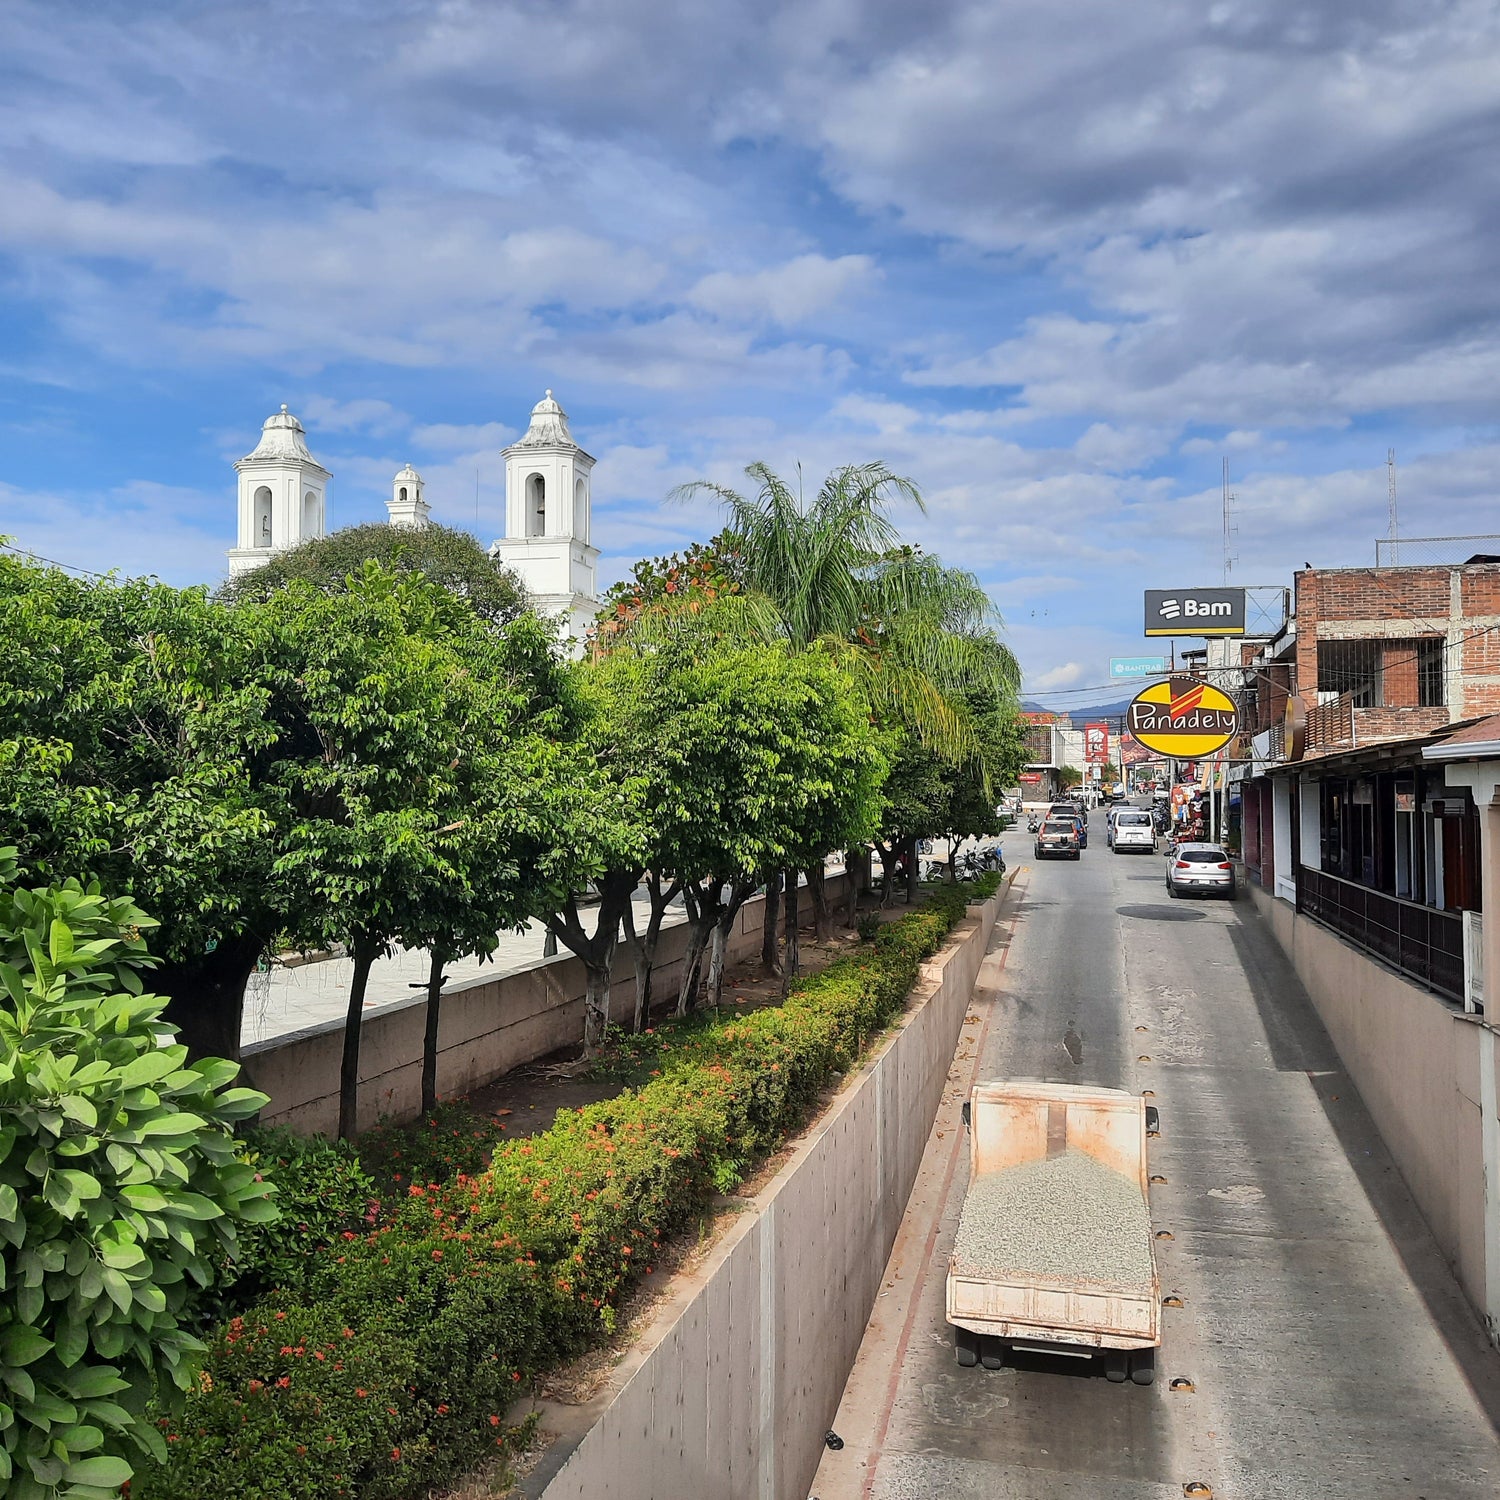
[134,887,994,1500]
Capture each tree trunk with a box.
[420,947,447,1116]
[583,964,612,1052]
[904,836,920,904]
[807,864,832,943]
[947,835,960,882]
[875,842,897,908]
[621,874,680,1032]
[844,850,864,927]
[781,873,800,993]
[338,934,380,1140]
[153,931,267,1063]
[760,870,782,975]
[707,879,756,1008]
[676,880,721,1017]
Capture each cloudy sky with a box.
[3,0,1498,704]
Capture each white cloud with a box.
[688,254,878,325]
[1029,662,1085,691]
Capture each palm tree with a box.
[670,461,1022,961]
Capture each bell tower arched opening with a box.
[527,472,546,536]
[254,485,272,546]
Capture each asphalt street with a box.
[811,809,1500,1500]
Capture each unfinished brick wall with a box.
[1293,563,1500,733]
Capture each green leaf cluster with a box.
[0,849,273,1498]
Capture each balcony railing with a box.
[1306,692,1354,751]
[1296,866,1465,1004]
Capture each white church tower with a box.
[489,391,600,649]
[227,405,331,576]
[386,464,430,528]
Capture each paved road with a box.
[812,809,1500,1500]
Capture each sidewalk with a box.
[238,897,692,1050]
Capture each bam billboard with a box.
[1144,587,1246,637]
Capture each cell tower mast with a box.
[1387,448,1398,565]
[1221,457,1238,586]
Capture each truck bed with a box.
[950,1149,1153,1292]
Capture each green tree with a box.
[596,641,884,1017]
[0,553,288,1062]
[218,521,527,628]
[260,566,586,1138]
[1059,764,1084,789]
[0,848,274,1497]
[669,466,1021,962]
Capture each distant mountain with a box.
[1021,697,1135,724]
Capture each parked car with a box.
[1165,842,1236,899]
[1108,809,1155,853]
[1035,818,1081,860]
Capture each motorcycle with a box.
[1026,815,1039,833]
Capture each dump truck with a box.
[947,1080,1160,1384]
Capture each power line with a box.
[0,542,112,580]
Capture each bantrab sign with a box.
[1144,587,1246,637]
[1127,678,1238,758]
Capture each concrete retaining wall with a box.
[1248,881,1499,1338]
[245,877,849,1137]
[533,887,1003,1500]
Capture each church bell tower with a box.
[227,405,331,576]
[489,391,600,650]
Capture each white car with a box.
[1108,809,1155,853]
[1166,843,1236,899]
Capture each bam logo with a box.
[1156,597,1231,620]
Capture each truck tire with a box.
[1129,1348,1156,1385]
[1103,1350,1129,1383]
[980,1336,1005,1371]
[954,1326,980,1368]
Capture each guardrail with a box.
[1296,866,1464,1004]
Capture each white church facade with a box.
[226,391,601,648]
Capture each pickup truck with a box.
[947,1080,1160,1384]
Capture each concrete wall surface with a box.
[245,876,849,1136]
[1247,880,1499,1340]
[532,888,1003,1500]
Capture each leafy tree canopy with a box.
[217,521,527,628]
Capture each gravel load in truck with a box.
[951,1147,1154,1291]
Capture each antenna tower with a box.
[1221,457,1238,585]
[1386,448,1398,564]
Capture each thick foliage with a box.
[216,523,527,628]
[0,851,272,1498]
[134,892,989,1500]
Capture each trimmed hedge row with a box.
[134,885,994,1500]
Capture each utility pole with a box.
[1387,448,1399,565]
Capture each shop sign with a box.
[1144,588,1246,637]
[1126,677,1238,758]
[1084,722,1110,764]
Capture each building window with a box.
[526,473,546,537]
[254,485,272,546]
[1417,637,1444,708]
[1317,638,1382,707]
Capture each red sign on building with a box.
[1084,722,1110,765]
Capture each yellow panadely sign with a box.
[1126,679,1238,758]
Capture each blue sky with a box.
[3,0,1499,705]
